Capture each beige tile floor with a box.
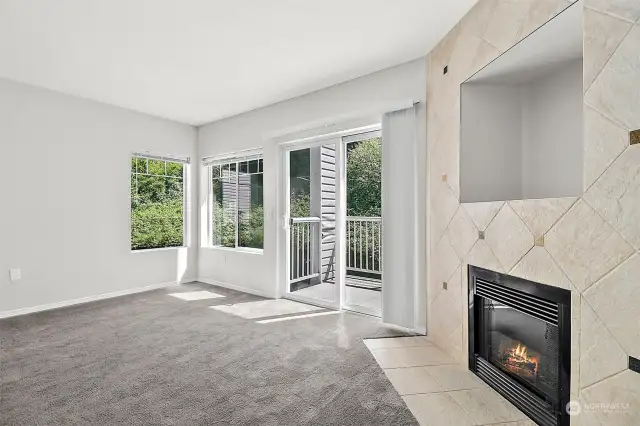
[364,337,535,426]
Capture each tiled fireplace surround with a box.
[426,0,640,425]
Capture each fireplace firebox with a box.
[468,266,571,426]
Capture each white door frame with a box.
[277,124,382,314]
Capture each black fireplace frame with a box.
[468,265,571,426]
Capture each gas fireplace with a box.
[468,266,571,426]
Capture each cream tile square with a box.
[383,367,443,395]
[462,201,505,232]
[405,346,457,366]
[584,146,640,249]
[449,388,529,424]
[585,24,640,131]
[429,291,462,348]
[509,246,573,290]
[432,181,461,243]
[509,198,577,239]
[446,207,479,260]
[517,0,571,41]
[369,348,421,369]
[403,393,475,426]
[581,370,640,425]
[583,104,630,190]
[545,200,634,292]
[485,204,534,272]
[484,0,531,52]
[431,234,461,302]
[460,0,499,39]
[168,290,225,301]
[584,254,640,356]
[466,240,504,273]
[424,364,488,391]
[583,8,633,92]
[579,297,628,388]
[585,0,640,22]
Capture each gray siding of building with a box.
[321,145,336,281]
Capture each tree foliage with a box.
[347,138,381,217]
[131,159,184,250]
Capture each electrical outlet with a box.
[9,269,21,282]
[443,281,448,290]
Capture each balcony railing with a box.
[347,216,382,275]
[290,216,382,284]
[290,217,321,283]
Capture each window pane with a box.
[211,175,237,248]
[248,159,259,174]
[148,159,165,175]
[166,161,183,177]
[239,161,248,174]
[135,157,147,173]
[131,158,137,173]
[131,158,184,250]
[289,148,311,217]
[211,165,220,179]
[238,173,264,249]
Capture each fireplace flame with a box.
[504,343,538,377]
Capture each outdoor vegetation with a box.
[130,157,184,250]
[346,138,381,217]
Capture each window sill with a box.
[203,246,264,255]
[131,246,187,253]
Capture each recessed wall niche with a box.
[460,1,583,203]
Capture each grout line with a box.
[583,96,633,133]
[581,196,637,263]
[582,107,632,194]
[580,294,630,372]
[583,18,633,95]
[581,367,629,393]
[584,4,639,24]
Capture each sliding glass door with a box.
[280,125,385,318]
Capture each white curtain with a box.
[381,106,417,329]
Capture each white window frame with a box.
[204,149,264,253]
[130,152,189,252]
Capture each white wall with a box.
[0,78,198,314]
[522,59,583,199]
[197,58,427,329]
[460,83,523,203]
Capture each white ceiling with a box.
[0,0,477,126]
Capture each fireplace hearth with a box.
[468,266,571,426]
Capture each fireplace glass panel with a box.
[484,300,559,402]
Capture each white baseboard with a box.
[197,278,275,299]
[0,281,178,319]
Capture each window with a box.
[130,154,187,250]
[207,153,264,250]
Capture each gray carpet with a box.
[0,282,419,425]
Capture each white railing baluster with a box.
[365,221,369,271]
[289,217,322,284]
[344,216,382,276]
